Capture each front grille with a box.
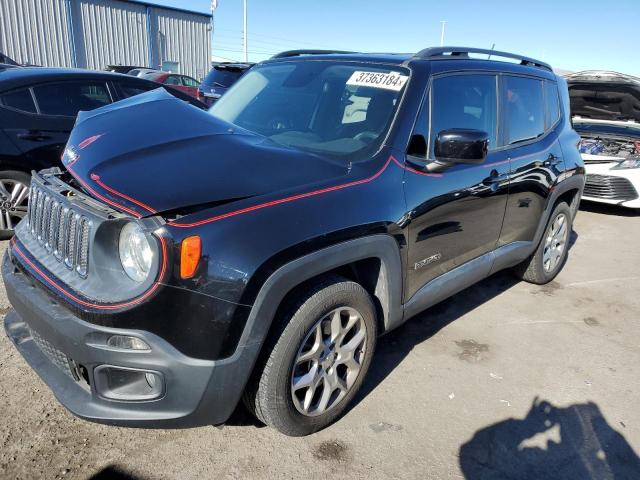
[26,185,91,277]
[584,174,639,201]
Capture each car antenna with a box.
[488,43,495,60]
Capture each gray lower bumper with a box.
[2,252,253,428]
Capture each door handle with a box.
[483,169,509,185]
[16,131,52,142]
[543,153,562,167]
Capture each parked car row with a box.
[0,67,207,237]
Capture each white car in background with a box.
[566,71,640,209]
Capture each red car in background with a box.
[142,72,200,99]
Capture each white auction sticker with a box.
[346,71,409,91]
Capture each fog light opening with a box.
[94,366,164,401]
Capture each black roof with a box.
[263,46,555,78]
[0,67,150,91]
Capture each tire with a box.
[244,275,377,436]
[513,201,572,284]
[0,170,31,240]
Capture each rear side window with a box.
[430,74,498,156]
[165,75,181,86]
[544,81,561,128]
[181,76,199,87]
[116,81,156,98]
[32,81,111,116]
[0,88,37,113]
[504,76,545,144]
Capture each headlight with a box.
[119,222,153,282]
[612,157,640,170]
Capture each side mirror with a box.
[434,129,488,164]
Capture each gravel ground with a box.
[1,202,639,480]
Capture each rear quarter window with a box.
[0,88,37,113]
[544,81,561,128]
[116,81,156,98]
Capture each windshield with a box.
[209,61,409,157]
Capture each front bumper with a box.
[582,160,640,208]
[3,252,254,428]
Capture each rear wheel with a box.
[513,201,572,284]
[0,171,31,240]
[244,276,377,436]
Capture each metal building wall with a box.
[71,0,150,71]
[0,0,74,67]
[0,0,211,77]
[150,7,210,80]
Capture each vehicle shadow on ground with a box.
[580,200,640,217]
[89,465,142,479]
[459,398,640,479]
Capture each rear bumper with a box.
[2,252,254,428]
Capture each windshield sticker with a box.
[346,71,409,91]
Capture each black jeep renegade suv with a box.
[3,47,585,436]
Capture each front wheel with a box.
[513,201,572,284]
[0,171,31,240]
[244,276,377,436]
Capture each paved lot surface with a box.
[1,202,639,480]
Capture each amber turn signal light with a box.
[180,235,201,279]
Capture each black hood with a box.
[63,89,347,217]
[567,71,640,123]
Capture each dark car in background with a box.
[0,67,206,237]
[197,62,253,105]
[142,72,200,98]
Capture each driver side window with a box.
[428,74,498,158]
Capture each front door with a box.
[403,73,509,299]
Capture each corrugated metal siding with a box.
[0,0,211,77]
[150,7,210,80]
[0,0,73,67]
[75,0,149,70]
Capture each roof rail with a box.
[414,46,552,71]
[271,49,356,59]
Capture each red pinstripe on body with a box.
[167,154,443,229]
[66,164,143,218]
[390,155,443,177]
[11,236,168,311]
[90,173,156,213]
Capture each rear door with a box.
[404,73,510,299]
[1,80,112,170]
[498,76,564,246]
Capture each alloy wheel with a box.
[290,307,367,417]
[0,179,29,232]
[543,212,568,273]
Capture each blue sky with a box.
[152,0,640,75]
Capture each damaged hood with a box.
[63,88,347,217]
[567,71,640,123]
